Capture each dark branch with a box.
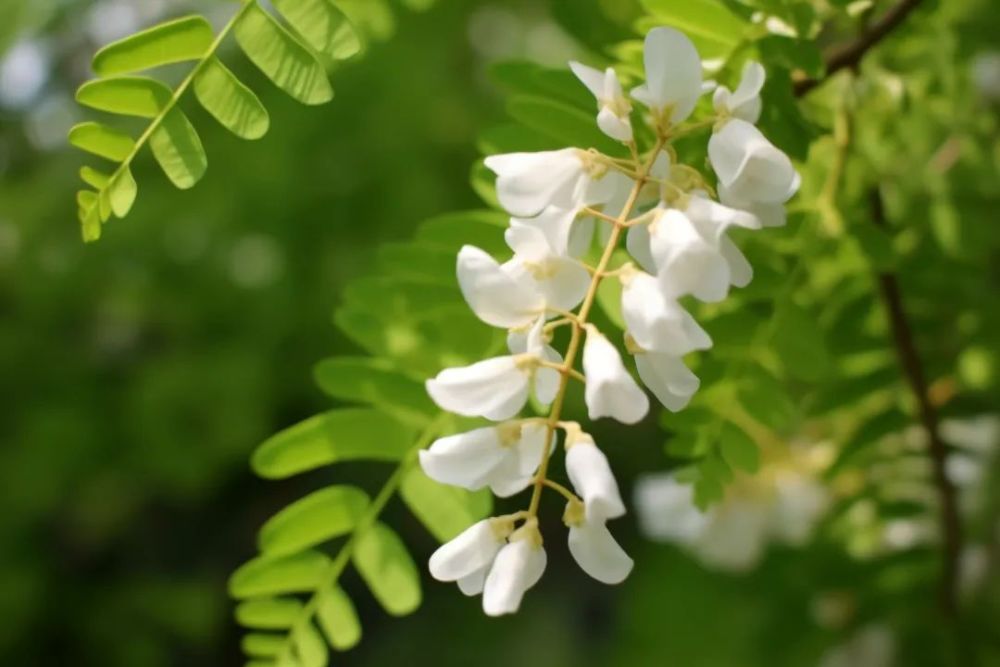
[794,0,925,96]
[870,189,963,617]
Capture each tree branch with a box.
[795,0,925,96]
[869,189,963,617]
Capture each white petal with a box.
[719,235,753,288]
[482,538,546,616]
[626,224,657,273]
[485,421,549,497]
[419,426,508,490]
[621,270,712,355]
[569,60,606,99]
[429,519,505,582]
[708,119,798,204]
[484,149,585,217]
[512,206,578,256]
[650,209,731,302]
[634,352,700,412]
[485,456,533,498]
[694,502,769,572]
[565,435,626,521]
[683,194,761,234]
[567,215,595,257]
[582,326,649,424]
[568,519,634,584]
[513,421,549,477]
[633,473,708,544]
[426,356,530,421]
[597,106,633,142]
[457,568,488,596]
[457,245,544,328]
[635,27,703,123]
[719,182,788,228]
[535,256,591,311]
[729,61,765,123]
[768,474,829,545]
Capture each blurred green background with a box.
[1,0,998,665]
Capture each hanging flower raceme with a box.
[420,25,799,616]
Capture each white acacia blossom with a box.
[421,26,798,615]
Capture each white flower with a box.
[582,325,649,424]
[507,316,561,406]
[504,221,591,312]
[569,61,633,142]
[708,118,800,205]
[564,500,633,584]
[619,267,712,355]
[565,431,626,521]
[484,148,617,218]
[631,27,703,125]
[419,421,548,497]
[718,182,788,228]
[647,196,758,302]
[428,518,511,595]
[633,348,700,412]
[426,356,532,420]
[482,522,546,616]
[457,245,544,328]
[713,61,765,124]
[512,206,578,257]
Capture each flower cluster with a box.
[419,27,799,615]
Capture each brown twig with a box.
[869,189,962,617]
[794,0,925,96]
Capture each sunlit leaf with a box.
[91,15,214,76]
[230,550,333,599]
[272,0,362,59]
[315,586,361,650]
[259,486,370,556]
[149,107,208,189]
[236,598,304,629]
[252,408,416,479]
[68,122,135,161]
[235,1,334,105]
[194,57,270,140]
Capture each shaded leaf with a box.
[315,586,361,651]
[352,522,421,616]
[312,356,435,425]
[400,465,492,542]
[719,422,760,473]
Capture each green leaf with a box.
[292,622,327,667]
[771,302,833,382]
[259,485,370,556]
[719,422,760,473]
[149,107,208,189]
[80,203,102,242]
[737,365,797,430]
[315,586,361,651]
[400,465,492,542]
[75,76,173,118]
[235,2,334,106]
[91,15,214,77]
[230,550,332,599]
[236,598,304,629]
[352,522,421,616]
[312,357,435,425]
[79,166,110,190]
[827,409,911,476]
[252,408,416,479]
[852,224,896,271]
[638,0,747,61]
[242,633,285,658]
[194,56,270,140]
[414,210,507,256]
[107,167,137,218]
[272,0,362,59]
[68,122,135,162]
[506,95,621,155]
[756,36,824,79]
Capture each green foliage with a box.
[231,205,502,661]
[70,1,364,242]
